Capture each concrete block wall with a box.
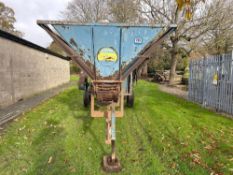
[0,36,70,108]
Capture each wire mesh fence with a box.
[189,51,233,117]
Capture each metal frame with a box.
[37,20,177,117]
[37,22,95,79]
[37,20,176,28]
[38,21,177,171]
[91,80,124,118]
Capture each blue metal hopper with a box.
[53,24,161,78]
[37,21,176,80]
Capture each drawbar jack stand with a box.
[103,103,121,173]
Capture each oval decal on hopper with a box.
[97,47,118,62]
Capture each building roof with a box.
[0,29,70,61]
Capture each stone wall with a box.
[0,34,70,108]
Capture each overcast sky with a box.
[2,0,72,47]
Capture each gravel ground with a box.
[158,84,188,99]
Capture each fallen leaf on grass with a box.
[204,145,213,150]
[217,129,224,134]
[210,140,216,144]
[19,125,26,131]
[190,152,202,165]
[161,134,164,141]
[48,156,53,164]
[210,172,224,175]
[229,158,233,161]
[171,162,176,169]
[69,166,76,173]
[64,158,69,164]
[193,157,201,165]
[21,167,27,172]
[180,142,188,147]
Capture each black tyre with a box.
[127,92,134,107]
[83,90,90,107]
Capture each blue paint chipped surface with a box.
[53,24,162,78]
[93,26,121,78]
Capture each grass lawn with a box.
[0,80,233,175]
[70,74,79,82]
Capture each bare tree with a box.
[107,0,141,23]
[62,0,109,23]
[140,0,213,84]
[199,0,233,55]
[63,0,142,24]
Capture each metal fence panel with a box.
[189,59,204,103]
[189,52,233,117]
